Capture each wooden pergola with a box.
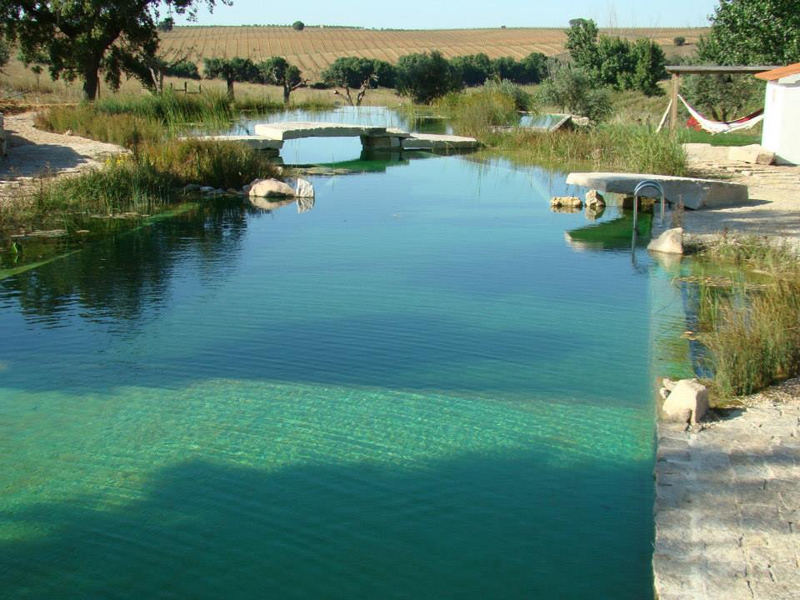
[665,65,780,131]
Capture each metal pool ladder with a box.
[631,180,667,258]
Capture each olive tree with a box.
[204,57,257,99]
[257,57,305,105]
[321,57,379,106]
[0,1,230,101]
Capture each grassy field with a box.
[158,26,705,79]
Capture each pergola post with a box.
[670,73,680,132]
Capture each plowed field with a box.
[159,26,704,80]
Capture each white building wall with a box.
[762,77,800,165]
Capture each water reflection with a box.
[565,210,653,252]
[0,200,249,323]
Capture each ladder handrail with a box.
[631,180,667,259]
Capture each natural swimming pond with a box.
[0,109,686,599]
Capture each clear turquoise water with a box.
[0,149,666,598]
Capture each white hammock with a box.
[678,95,764,134]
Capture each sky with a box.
[169,0,720,29]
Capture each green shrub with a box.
[673,36,686,46]
[481,79,532,111]
[537,66,612,123]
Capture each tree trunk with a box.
[283,85,291,106]
[227,77,235,101]
[82,64,100,101]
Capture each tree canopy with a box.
[0,0,229,100]
[699,0,800,65]
[565,18,666,96]
[395,51,462,104]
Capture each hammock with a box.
[678,95,764,134]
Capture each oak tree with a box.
[0,1,229,100]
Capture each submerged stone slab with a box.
[401,133,479,151]
[254,122,389,141]
[566,172,749,210]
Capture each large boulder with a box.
[729,144,775,166]
[648,228,684,255]
[661,379,709,425]
[249,179,296,198]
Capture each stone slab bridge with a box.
[193,122,480,158]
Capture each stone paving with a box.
[654,379,800,600]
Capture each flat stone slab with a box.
[254,122,389,141]
[566,172,749,210]
[181,135,283,151]
[401,133,479,151]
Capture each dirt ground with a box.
[0,112,126,201]
[682,143,800,240]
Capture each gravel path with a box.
[0,112,126,202]
[682,144,800,240]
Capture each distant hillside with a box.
[159,26,706,80]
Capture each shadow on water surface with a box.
[0,451,654,600]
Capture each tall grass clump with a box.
[440,80,530,136]
[140,139,280,190]
[486,124,687,175]
[692,237,800,398]
[94,89,234,128]
[31,156,179,219]
[6,140,280,232]
[35,105,164,147]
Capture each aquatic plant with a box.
[691,237,800,399]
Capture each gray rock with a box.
[729,144,775,166]
[648,228,684,255]
[199,186,216,194]
[182,184,201,192]
[662,379,709,424]
[249,178,295,198]
[585,189,605,207]
[550,196,582,209]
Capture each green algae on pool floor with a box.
[1,152,665,599]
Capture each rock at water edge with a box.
[661,379,709,425]
[648,228,684,255]
[585,190,605,207]
[249,179,296,198]
[550,196,582,209]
